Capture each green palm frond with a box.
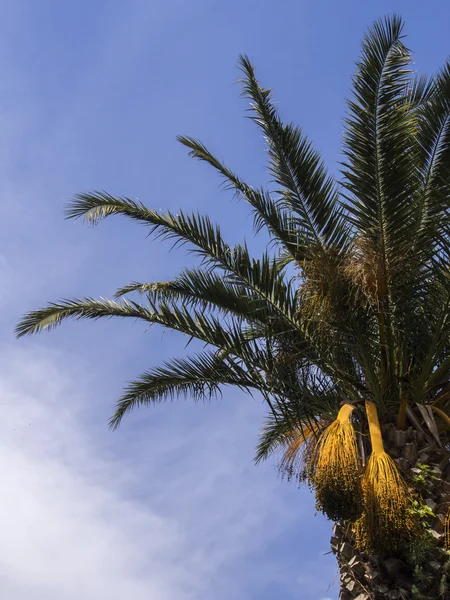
[254,386,337,465]
[340,15,422,407]
[178,136,303,262]
[255,409,309,466]
[67,193,301,331]
[342,14,417,266]
[16,297,155,337]
[416,60,450,252]
[16,296,264,363]
[110,350,264,429]
[114,265,296,334]
[238,55,347,252]
[67,192,229,256]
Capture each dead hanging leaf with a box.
[416,404,442,446]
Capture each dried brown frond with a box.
[278,420,327,483]
[342,237,382,306]
[297,249,350,339]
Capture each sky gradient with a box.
[3,2,450,599]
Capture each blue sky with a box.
[2,1,450,599]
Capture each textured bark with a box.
[331,423,450,600]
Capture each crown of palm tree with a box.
[17,15,450,472]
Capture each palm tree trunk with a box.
[331,424,450,600]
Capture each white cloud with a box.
[0,344,328,599]
[0,346,184,599]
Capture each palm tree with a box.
[17,15,450,599]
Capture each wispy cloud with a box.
[0,346,184,599]
[0,344,335,599]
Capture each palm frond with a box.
[255,412,316,466]
[110,350,263,428]
[67,193,301,333]
[340,15,419,408]
[16,297,155,337]
[341,14,417,266]
[238,55,347,252]
[16,296,265,365]
[178,135,303,261]
[416,60,450,251]
[254,389,337,465]
[114,266,296,335]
